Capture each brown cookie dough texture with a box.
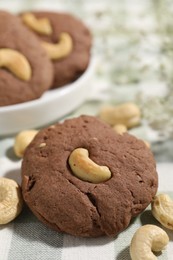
[22,115,158,237]
[0,11,53,106]
[21,12,92,88]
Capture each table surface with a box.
[0,0,173,259]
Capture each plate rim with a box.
[0,56,95,113]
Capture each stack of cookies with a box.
[0,11,92,106]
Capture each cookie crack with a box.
[129,190,135,200]
[65,178,84,194]
[64,177,103,231]
[26,175,36,192]
[85,192,101,218]
[66,178,99,212]
[65,177,96,209]
[129,189,144,215]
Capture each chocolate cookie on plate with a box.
[0,11,53,106]
[21,115,158,237]
[21,11,92,88]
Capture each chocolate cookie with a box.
[0,11,53,106]
[21,11,92,88]
[21,115,158,237]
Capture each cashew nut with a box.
[99,103,141,129]
[0,178,23,224]
[68,148,111,183]
[14,130,38,158]
[113,124,127,135]
[152,193,173,230]
[143,140,151,148]
[42,33,73,60]
[22,13,52,35]
[130,224,169,260]
[39,142,46,148]
[0,49,32,81]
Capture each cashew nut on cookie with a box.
[14,130,38,158]
[22,13,52,35]
[0,178,23,224]
[130,224,169,260]
[42,32,73,60]
[152,193,173,230]
[0,48,31,81]
[69,148,111,183]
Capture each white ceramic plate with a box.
[0,58,95,136]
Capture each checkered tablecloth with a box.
[0,155,173,260]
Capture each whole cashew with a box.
[68,148,111,183]
[152,193,173,230]
[14,130,38,158]
[0,178,23,224]
[42,32,73,60]
[130,224,169,260]
[22,13,52,35]
[99,102,141,129]
[0,49,31,81]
